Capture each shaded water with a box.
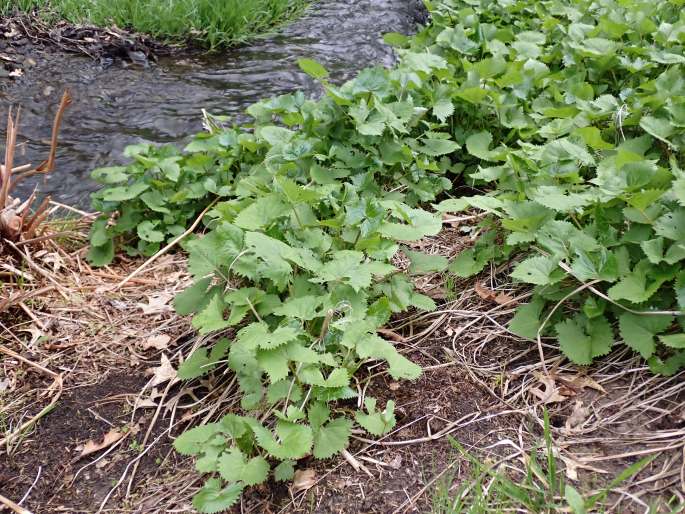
[2,0,424,206]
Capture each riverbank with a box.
[1,0,311,50]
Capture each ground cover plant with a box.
[0,0,310,48]
[84,0,685,510]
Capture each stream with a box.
[1,0,425,207]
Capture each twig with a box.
[19,466,41,506]
[0,494,33,514]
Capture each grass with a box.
[0,0,311,48]
[432,413,682,514]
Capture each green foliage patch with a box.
[87,0,685,509]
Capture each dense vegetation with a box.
[86,0,685,510]
[0,0,310,48]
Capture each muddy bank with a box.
[0,0,426,207]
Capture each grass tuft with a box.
[432,412,682,514]
[0,0,311,49]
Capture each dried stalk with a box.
[0,91,71,243]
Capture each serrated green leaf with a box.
[273,460,295,482]
[192,479,243,514]
[659,333,685,348]
[640,115,675,147]
[556,315,614,365]
[432,99,454,123]
[87,238,114,267]
[448,248,487,277]
[355,333,422,380]
[192,294,231,335]
[218,448,270,486]
[174,277,212,315]
[509,298,546,339]
[173,423,221,455]
[250,420,313,460]
[313,417,353,459]
[511,255,560,285]
[618,312,673,359]
[420,138,460,156]
[466,131,498,161]
[100,182,149,202]
[355,398,396,436]
[675,271,685,309]
[432,198,469,213]
[404,248,449,274]
[177,348,210,382]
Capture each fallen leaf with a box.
[19,325,44,347]
[134,397,159,409]
[73,429,126,461]
[138,293,173,315]
[474,282,515,305]
[388,382,400,391]
[146,354,178,387]
[292,468,316,493]
[564,400,590,432]
[562,375,606,394]
[558,452,608,482]
[143,334,171,351]
[474,282,496,301]
[386,455,402,470]
[530,372,568,404]
[494,292,515,305]
[377,328,405,342]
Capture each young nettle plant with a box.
[88,127,245,265]
[168,108,445,510]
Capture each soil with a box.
[0,370,172,513]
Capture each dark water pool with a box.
[2,0,425,206]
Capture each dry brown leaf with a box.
[377,328,405,342]
[565,375,606,394]
[494,292,515,305]
[558,453,608,481]
[530,372,568,404]
[564,400,590,432]
[474,282,515,305]
[386,455,402,470]
[143,334,171,351]
[19,325,44,346]
[474,282,496,301]
[74,429,126,461]
[388,382,400,391]
[292,468,317,493]
[138,293,173,315]
[134,397,159,409]
[146,354,178,387]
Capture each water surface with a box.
[1,0,424,206]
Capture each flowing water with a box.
[2,0,425,206]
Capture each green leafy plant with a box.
[417,0,685,374]
[89,0,685,509]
